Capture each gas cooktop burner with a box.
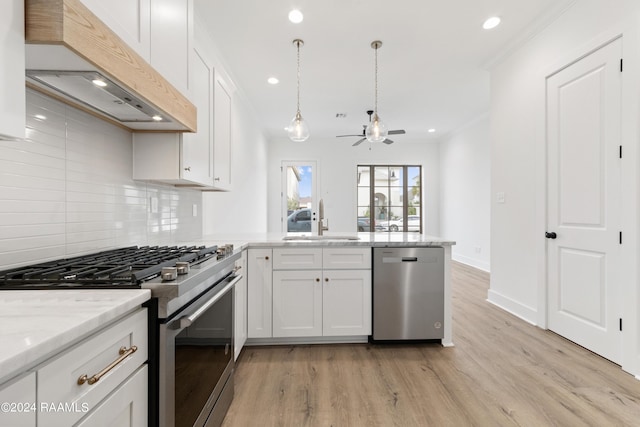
[0,245,219,289]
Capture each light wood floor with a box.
[222,262,640,426]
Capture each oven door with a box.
[159,273,241,427]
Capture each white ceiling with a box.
[194,0,573,143]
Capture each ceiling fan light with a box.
[288,111,310,142]
[365,112,388,143]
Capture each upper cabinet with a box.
[79,0,151,61]
[0,0,26,140]
[149,0,193,96]
[213,73,232,190]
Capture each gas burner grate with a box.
[0,245,218,289]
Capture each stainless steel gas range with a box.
[0,245,241,427]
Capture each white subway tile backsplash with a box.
[0,90,202,269]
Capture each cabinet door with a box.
[273,270,322,337]
[80,0,150,61]
[323,270,372,336]
[0,372,35,427]
[182,44,214,186]
[212,74,232,189]
[0,0,25,140]
[247,249,272,338]
[150,0,192,96]
[234,250,248,360]
[75,366,147,427]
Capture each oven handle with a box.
[178,274,242,329]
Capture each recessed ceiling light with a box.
[92,79,107,87]
[152,115,163,121]
[267,77,279,85]
[35,114,47,120]
[288,9,304,24]
[428,128,436,133]
[483,16,501,30]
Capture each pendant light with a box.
[365,40,388,143]
[287,39,310,142]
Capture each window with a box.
[357,165,422,233]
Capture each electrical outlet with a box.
[475,247,481,253]
[496,192,505,204]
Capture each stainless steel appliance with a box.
[0,245,241,427]
[372,247,444,341]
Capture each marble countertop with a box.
[0,289,150,385]
[182,232,455,252]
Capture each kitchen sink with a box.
[282,235,360,241]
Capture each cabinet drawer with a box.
[323,248,371,269]
[37,308,147,427]
[273,248,323,270]
[0,372,35,427]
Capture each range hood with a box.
[24,0,196,132]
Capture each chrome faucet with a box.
[318,198,329,236]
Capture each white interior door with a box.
[546,38,622,363]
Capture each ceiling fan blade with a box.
[388,130,406,135]
[382,138,394,145]
[336,134,362,138]
[352,138,366,146]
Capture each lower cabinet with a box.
[273,269,371,337]
[248,247,372,340]
[0,308,148,427]
[234,250,248,360]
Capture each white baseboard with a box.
[487,289,538,326]
[452,253,490,272]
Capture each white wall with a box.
[266,136,440,235]
[0,90,203,269]
[490,0,640,375]
[439,114,490,272]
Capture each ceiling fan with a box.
[336,110,406,146]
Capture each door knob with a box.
[545,231,557,239]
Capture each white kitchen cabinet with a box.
[0,372,36,427]
[234,250,248,360]
[323,269,372,336]
[133,42,213,187]
[247,248,273,338]
[0,0,25,140]
[75,366,147,427]
[212,73,232,190]
[273,270,323,337]
[270,247,372,338]
[38,308,147,427]
[150,0,193,96]
[273,248,322,270]
[80,0,151,61]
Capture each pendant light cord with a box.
[296,40,301,114]
[374,44,378,114]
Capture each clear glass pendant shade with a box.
[288,111,310,142]
[365,112,388,143]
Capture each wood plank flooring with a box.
[222,262,640,426]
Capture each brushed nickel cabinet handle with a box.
[77,345,137,386]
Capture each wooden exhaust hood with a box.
[24,0,196,132]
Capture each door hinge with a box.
[619,145,622,159]
[620,58,624,72]
[619,231,622,244]
[619,318,623,331]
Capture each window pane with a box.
[357,166,370,186]
[408,167,420,187]
[374,188,389,205]
[374,166,389,185]
[389,166,403,186]
[357,206,370,216]
[389,207,403,220]
[390,187,403,205]
[408,186,420,205]
[358,187,370,206]
[408,204,420,215]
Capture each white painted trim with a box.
[487,290,538,326]
[452,253,490,273]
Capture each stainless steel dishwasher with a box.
[372,247,444,341]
